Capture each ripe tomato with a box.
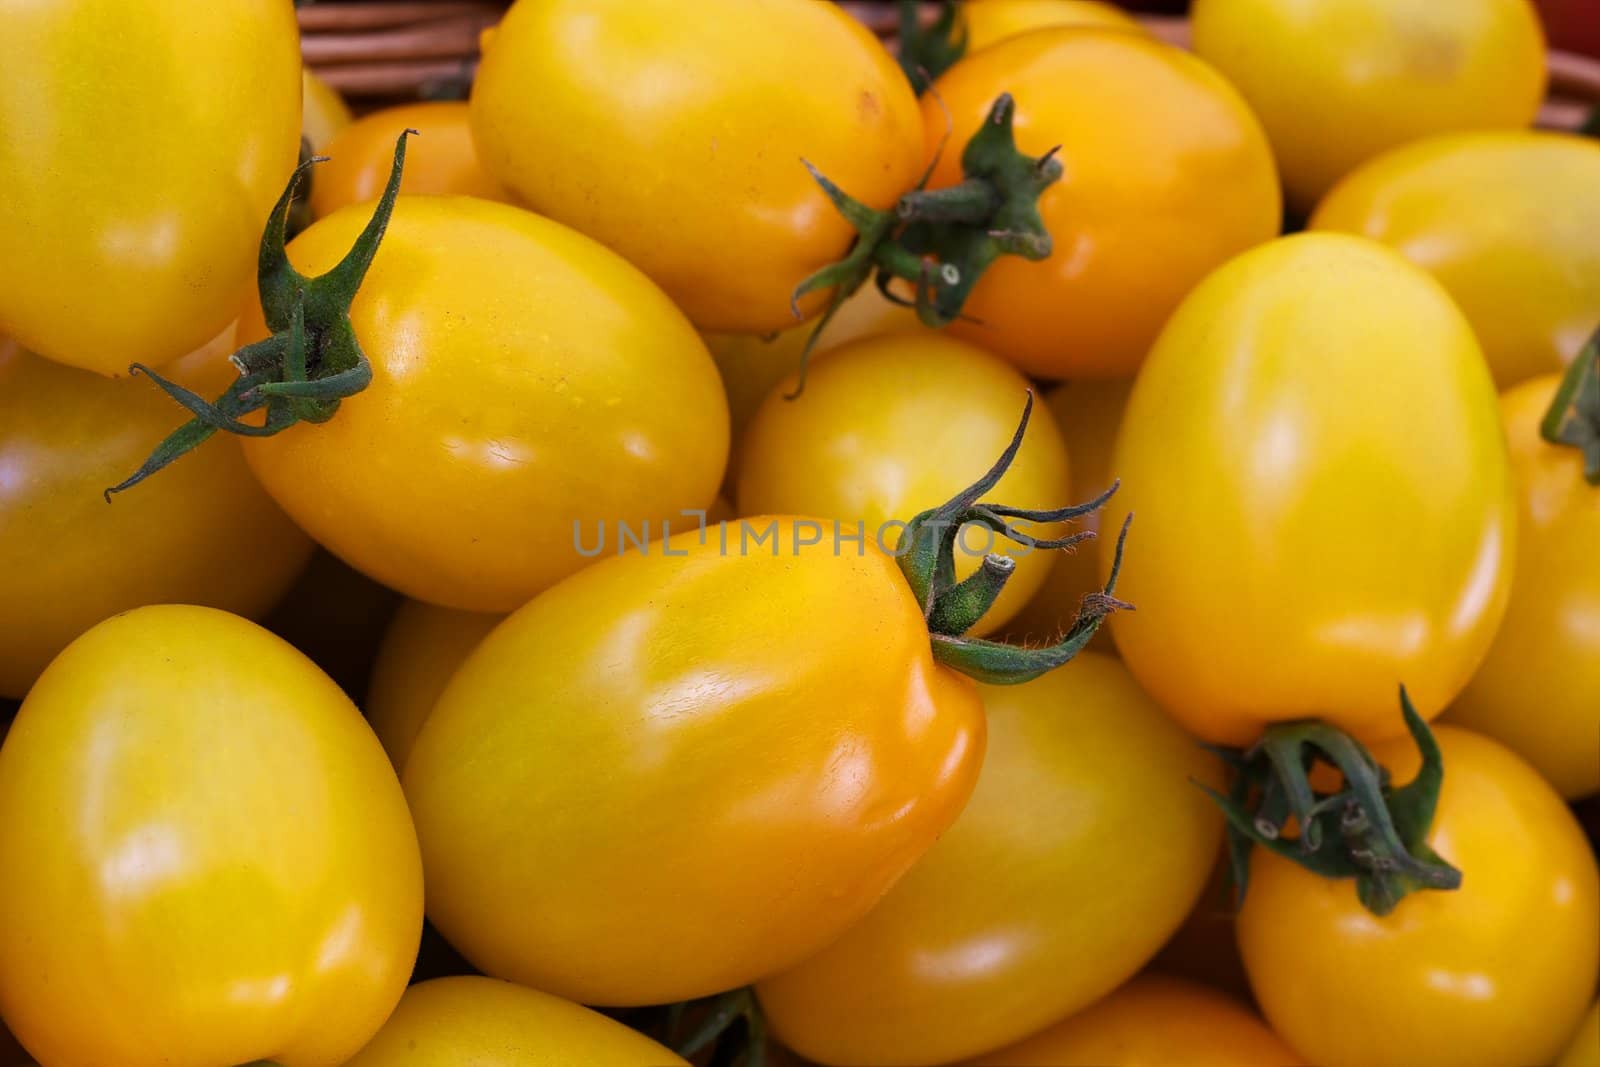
[367,600,503,772]
[238,195,728,612]
[756,653,1222,1066]
[1558,999,1600,1067]
[1107,234,1514,746]
[0,336,313,699]
[962,0,1142,52]
[1313,132,1600,388]
[736,333,1070,634]
[977,975,1303,1067]
[0,606,423,1067]
[302,69,353,152]
[345,977,687,1066]
[1446,374,1600,798]
[404,519,986,1006]
[923,28,1280,379]
[1002,379,1131,651]
[1192,0,1547,212]
[470,0,924,333]
[0,0,300,376]
[312,101,514,218]
[705,285,921,486]
[1238,726,1600,1067]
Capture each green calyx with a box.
[1541,322,1600,485]
[896,0,966,94]
[899,391,1130,686]
[788,92,1060,396]
[1204,688,1460,917]
[103,130,416,501]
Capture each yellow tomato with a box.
[345,976,687,1066]
[1192,0,1547,212]
[1558,999,1600,1067]
[736,333,1070,634]
[1002,379,1131,651]
[925,28,1280,378]
[405,519,985,1006]
[0,606,423,1067]
[312,101,514,217]
[962,0,1142,52]
[0,335,313,699]
[470,0,924,332]
[757,653,1222,1066]
[1314,132,1600,388]
[1107,234,1514,746]
[0,0,301,375]
[1238,727,1600,1067]
[1446,374,1600,798]
[975,975,1304,1067]
[367,600,503,772]
[302,68,353,152]
[705,285,922,485]
[239,196,729,612]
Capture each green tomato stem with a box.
[1203,689,1461,917]
[896,0,966,94]
[788,93,1061,396]
[1540,322,1600,484]
[105,130,416,500]
[897,392,1131,685]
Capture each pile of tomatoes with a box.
[1,0,1597,1065]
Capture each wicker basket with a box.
[299,1,1600,129]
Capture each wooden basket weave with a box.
[299,1,1600,130]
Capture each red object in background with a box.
[1538,0,1600,58]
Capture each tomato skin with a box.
[345,976,687,1066]
[1557,999,1600,1067]
[757,653,1221,1067]
[0,0,301,376]
[0,337,314,699]
[1445,375,1600,799]
[962,0,1142,51]
[736,334,1070,635]
[0,606,423,1067]
[705,285,921,488]
[1106,233,1514,746]
[975,975,1304,1067]
[240,196,729,613]
[312,101,514,218]
[1313,132,1600,388]
[924,29,1280,379]
[1192,0,1546,212]
[470,0,924,333]
[302,69,353,152]
[367,600,503,773]
[404,520,985,1006]
[1238,727,1600,1067]
[1002,379,1131,651]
